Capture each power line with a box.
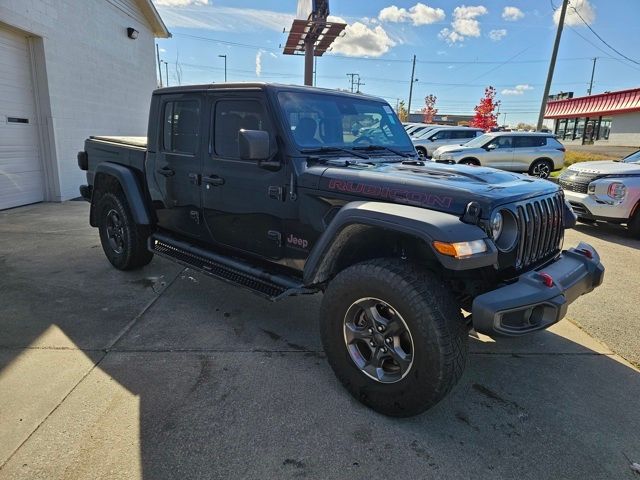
[569,3,640,66]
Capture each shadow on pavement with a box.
[1,203,639,479]
[572,221,640,250]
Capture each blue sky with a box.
[153,0,640,125]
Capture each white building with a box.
[0,0,169,210]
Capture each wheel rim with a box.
[532,162,551,178]
[105,209,125,254]
[343,297,414,384]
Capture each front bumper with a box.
[564,189,633,221]
[472,242,604,337]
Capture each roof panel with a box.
[544,87,640,118]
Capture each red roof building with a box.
[544,87,640,147]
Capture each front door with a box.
[151,95,204,238]
[202,95,286,259]
[486,135,515,170]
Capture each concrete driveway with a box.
[1,202,639,480]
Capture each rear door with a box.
[512,135,544,171]
[202,93,286,259]
[150,94,204,238]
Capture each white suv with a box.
[559,150,640,237]
[412,127,483,158]
[431,132,565,178]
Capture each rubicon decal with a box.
[327,178,453,209]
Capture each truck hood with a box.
[567,160,640,176]
[317,160,559,217]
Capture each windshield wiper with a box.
[300,146,370,159]
[352,145,414,158]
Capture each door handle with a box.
[157,167,175,177]
[203,175,225,186]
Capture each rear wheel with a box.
[319,258,468,417]
[97,191,153,270]
[529,159,553,179]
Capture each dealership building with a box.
[0,0,169,210]
[544,87,640,147]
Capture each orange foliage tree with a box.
[470,86,500,131]
[422,94,438,123]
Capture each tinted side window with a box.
[214,100,270,159]
[514,136,546,148]
[454,130,477,139]
[494,136,513,148]
[432,130,451,140]
[163,101,200,154]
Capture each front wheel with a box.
[319,259,468,417]
[628,209,640,238]
[415,146,427,158]
[529,159,553,179]
[97,191,153,270]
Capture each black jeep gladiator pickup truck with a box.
[78,83,604,417]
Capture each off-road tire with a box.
[319,258,468,417]
[628,209,640,238]
[97,191,153,270]
[528,159,553,179]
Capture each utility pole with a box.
[304,37,314,86]
[587,57,597,95]
[407,55,417,118]
[313,56,317,86]
[162,61,169,87]
[156,44,163,87]
[218,54,227,82]
[536,0,569,131]
[346,73,358,93]
[355,76,365,93]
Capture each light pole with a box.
[161,60,169,87]
[218,54,227,82]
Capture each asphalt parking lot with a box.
[1,202,639,480]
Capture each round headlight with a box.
[490,211,503,240]
[494,210,519,251]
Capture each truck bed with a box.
[85,136,147,174]
[90,136,147,149]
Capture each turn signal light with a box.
[433,240,487,258]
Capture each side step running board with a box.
[149,233,315,301]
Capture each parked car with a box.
[432,132,565,178]
[77,83,604,417]
[406,123,442,137]
[410,124,453,139]
[412,127,484,158]
[559,150,640,237]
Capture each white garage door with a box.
[0,26,43,210]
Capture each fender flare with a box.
[91,162,152,225]
[303,201,497,285]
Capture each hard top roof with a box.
[153,82,385,102]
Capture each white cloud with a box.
[489,29,507,41]
[553,0,595,26]
[156,4,294,33]
[378,3,445,26]
[439,5,488,44]
[154,0,208,6]
[501,84,533,95]
[329,15,397,57]
[255,50,263,77]
[502,6,524,21]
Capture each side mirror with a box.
[239,129,280,169]
[486,143,497,150]
[430,137,436,142]
[239,129,270,161]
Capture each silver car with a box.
[559,150,640,237]
[412,127,484,158]
[431,132,565,178]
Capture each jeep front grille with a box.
[514,193,564,270]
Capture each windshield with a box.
[461,133,495,148]
[277,91,414,151]
[622,150,640,163]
